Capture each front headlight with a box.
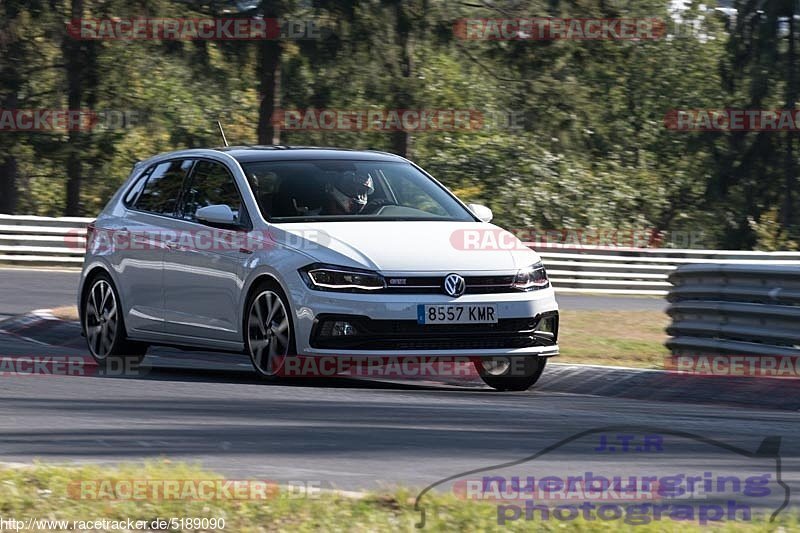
[513,261,550,291]
[300,264,385,292]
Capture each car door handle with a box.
[239,247,254,255]
[165,241,179,250]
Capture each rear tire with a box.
[475,356,547,391]
[82,272,148,367]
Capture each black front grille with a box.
[310,313,558,350]
[390,337,538,350]
[383,275,517,294]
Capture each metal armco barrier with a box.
[534,245,800,295]
[0,214,90,266]
[2,214,800,295]
[666,264,800,357]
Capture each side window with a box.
[181,160,243,223]
[247,170,280,219]
[134,160,193,216]
[122,167,152,208]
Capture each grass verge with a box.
[0,462,792,532]
[557,310,670,368]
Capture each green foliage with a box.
[0,0,796,249]
[749,207,800,251]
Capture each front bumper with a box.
[310,312,558,350]
[290,284,559,357]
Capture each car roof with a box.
[218,146,407,163]
[131,146,410,174]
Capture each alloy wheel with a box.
[85,279,118,359]
[248,290,291,376]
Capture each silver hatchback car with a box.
[79,146,559,390]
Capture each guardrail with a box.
[2,214,799,295]
[0,214,90,267]
[532,244,800,295]
[665,264,800,357]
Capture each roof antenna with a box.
[216,120,229,147]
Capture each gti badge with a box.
[443,273,466,297]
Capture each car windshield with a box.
[240,160,475,222]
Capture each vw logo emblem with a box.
[443,273,466,297]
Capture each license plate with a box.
[417,304,498,324]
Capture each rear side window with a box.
[180,160,243,223]
[123,167,153,208]
[134,160,194,216]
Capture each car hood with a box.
[269,221,540,272]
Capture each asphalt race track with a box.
[0,267,796,517]
[0,268,81,319]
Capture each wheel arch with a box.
[79,264,114,328]
[240,270,292,331]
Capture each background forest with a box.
[0,0,798,250]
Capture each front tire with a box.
[475,356,547,391]
[245,280,295,379]
[82,272,147,366]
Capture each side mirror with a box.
[467,203,493,223]
[196,204,237,226]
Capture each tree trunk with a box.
[256,2,285,145]
[390,3,414,158]
[781,10,797,228]
[257,39,282,145]
[0,4,22,214]
[63,0,84,216]
[0,156,18,214]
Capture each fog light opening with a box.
[536,316,555,334]
[534,315,558,342]
[331,321,357,336]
